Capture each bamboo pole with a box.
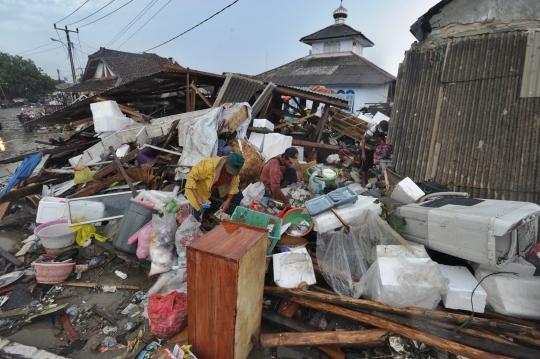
[498,330,540,348]
[264,287,540,338]
[256,330,387,348]
[290,297,510,359]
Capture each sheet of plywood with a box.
[234,233,267,359]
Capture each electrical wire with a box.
[55,28,69,57]
[66,0,116,27]
[16,41,59,55]
[20,46,64,57]
[106,0,159,48]
[78,0,135,29]
[77,32,86,64]
[117,0,172,49]
[143,0,240,52]
[54,0,90,24]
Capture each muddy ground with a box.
[0,108,326,358]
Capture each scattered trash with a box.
[115,270,128,280]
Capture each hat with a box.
[378,120,389,132]
[226,152,244,175]
[283,147,299,164]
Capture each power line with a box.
[143,0,240,52]
[21,46,64,57]
[66,0,116,27]
[79,40,98,50]
[55,28,69,57]
[106,0,159,48]
[16,41,58,55]
[117,0,172,49]
[78,0,135,29]
[54,0,90,24]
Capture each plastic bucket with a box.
[34,261,75,284]
[114,200,155,253]
[420,181,451,194]
[282,208,314,237]
[34,219,77,249]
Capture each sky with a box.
[0,0,441,82]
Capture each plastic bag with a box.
[149,213,177,276]
[175,215,203,265]
[142,270,187,319]
[136,223,152,261]
[69,223,107,246]
[240,182,265,207]
[135,188,180,212]
[147,291,188,339]
[74,166,94,184]
[308,172,325,195]
[357,257,448,309]
[316,210,415,298]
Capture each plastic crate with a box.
[250,201,287,218]
[327,186,358,208]
[231,207,282,253]
[304,195,334,216]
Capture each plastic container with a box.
[327,187,358,208]
[114,199,155,253]
[36,197,68,224]
[33,261,75,284]
[304,195,334,216]
[250,198,287,218]
[306,166,338,186]
[34,219,77,249]
[282,208,313,237]
[231,207,282,253]
[312,195,382,233]
[390,177,425,204]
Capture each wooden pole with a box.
[109,146,138,197]
[427,320,520,348]
[263,287,540,337]
[186,68,190,113]
[291,297,510,359]
[256,330,387,348]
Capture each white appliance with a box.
[397,198,540,268]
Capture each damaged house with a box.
[389,0,540,203]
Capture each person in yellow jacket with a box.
[185,152,245,220]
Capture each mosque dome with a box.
[333,1,348,24]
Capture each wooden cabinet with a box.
[187,221,268,359]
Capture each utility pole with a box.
[53,24,78,84]
[57,69,61,84]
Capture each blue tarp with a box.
[0,152,43,196]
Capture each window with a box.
[323,41,341,53]
[337,90,355,113]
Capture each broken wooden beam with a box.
[291,139,340,151]
[62,282,139,290]
[274,114,317,130]
[291,297,510,359]
[0,212,35,229]
[255,330,387,348]
[0,141,100,165]
[93,148,140,180]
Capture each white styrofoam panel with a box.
[438,264,486,313]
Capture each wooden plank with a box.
[93,149,140,180]
[191,83,212,108]
[293,298,511,359]
[292,139,340,151]
[0,202,10,221]
[274,114,317,130]
[110,146,138,197]
[0,212,35,230]
[273,86,349,109]
[0,142,99,165]
[257,330,387,348]
[62,282,139,290]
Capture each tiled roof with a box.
[63,76,117,93]
[254,52,395,86]
[300,24,374,47]
[83,47,183,84]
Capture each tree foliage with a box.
[0,52,56,101]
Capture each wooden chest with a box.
[187,220,268,359]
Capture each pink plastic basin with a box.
[34,219,77,249]
[34,261,75,284]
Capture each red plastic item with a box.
[148,291,188,339]
[250,201,287,218]
[339,149,361,167]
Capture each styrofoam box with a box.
[253,118,274,131]
[372,112,390,125]
[273,247,316,288]
[248,132,265,151]
[90,101,133,132]
[472,257,536,277]
[438,264,487,313]
[390,177,425,204]
[376,244,429,259]
[475,268,540,319]
[36,197,69,224]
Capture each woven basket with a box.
[276,235,308,249]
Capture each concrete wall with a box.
[311,39,364,56]
[430,0,540,31]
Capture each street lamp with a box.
[50,38,76,85]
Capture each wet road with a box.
[0,107,56,160]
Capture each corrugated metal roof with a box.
[300,24,374,47]
[389,31,540,203]
[283,85,346,101]
[213,74,264,106]
[520,29,540,98]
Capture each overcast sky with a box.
[0,0,440,82]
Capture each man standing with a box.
[361,120,389,187]
[185,152,245,219]
[260,147,299,208]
